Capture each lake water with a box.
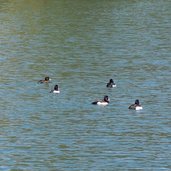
[0,0,171,170]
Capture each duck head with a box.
[104,95,110,103]
[135,99,140,105]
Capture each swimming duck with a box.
[38,77,51,83]
[106,79,116,88]
[50,84,60,94]
[128,99,143,110]
[92,95,110,106]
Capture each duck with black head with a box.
[50,84,60,94]
[92,95,110,106]
[128,99,143,110]
[106,79,116,88]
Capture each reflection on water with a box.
[0,0,171,170]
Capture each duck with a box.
[38,77,51,83]
[106,79,116,88]
[128,99,143,110]
[50,84,60,94]
[92,95,110,106]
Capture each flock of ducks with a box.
[38,76,143,110]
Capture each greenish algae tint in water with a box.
[0,0,171,170]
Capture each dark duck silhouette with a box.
[38,77,51,83]
[50,84,60,94]
[128,99,143,110]
[106,79,116,88]
[92,95,110,106]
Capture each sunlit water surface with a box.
[0,0,171,170]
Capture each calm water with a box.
[0,0,171,170]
